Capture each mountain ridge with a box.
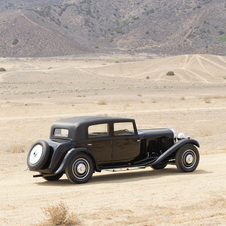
[0,0,226,57]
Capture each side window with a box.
[114,122,135,136]
[88,123,109,138]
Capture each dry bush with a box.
[213,95,226,99]
[7,144,25,153]
[180,96,185,100]
[41,202,81,226]
[97,100,107,105]
[137,94,142,97]
[204,97,211,103]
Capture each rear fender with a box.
[54,147,100,174]
[149,138,199,166]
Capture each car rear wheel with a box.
[42,172,64,181]
[27,140,50,170]
[151,162,167,170]
[65,153,94,184]
[175,144,199,172]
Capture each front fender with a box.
[54,147,101,174]
[147,138,199,166]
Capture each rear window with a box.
[54,128,69,137]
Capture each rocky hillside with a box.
[0,0,226,57]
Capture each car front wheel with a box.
[65,153,94,184]
[175,144,199,172]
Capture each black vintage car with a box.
[27,116,200,184]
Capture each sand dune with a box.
[79,54,226,83]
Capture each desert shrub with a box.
[146,76,149,79]
[204,97,211,104]
[0,67,6,72]
[166,71,175,76]
[145,9,154,15]
[41,202,80,226]
[115,60,120,63]
[113,27,125,34]
[12,38,19,45]
[216,35,226,43]
[219,30,224,35]
[7,144,24,153]
[97,100,107,105]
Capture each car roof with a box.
[53,116,134,126]
[50,116,135,141]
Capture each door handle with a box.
[87,143,92,146]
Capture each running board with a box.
[133,156,157,165]
[104,166,146,172]
[33,174,43,178]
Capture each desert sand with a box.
[0,54,226,225]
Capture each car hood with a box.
[138,128,174,139]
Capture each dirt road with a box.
[1,153,226,225]
[0,54,226,225]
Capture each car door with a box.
[85,123,112,166]
[112,122,140,164]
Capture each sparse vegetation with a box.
[12,38,19,45]
[114,60,120,63]
[166,71,175,76]
[145,9,154,15]
[204,97,211,103]
[97,100,107,105]
[216,35,226,43]
[113,27,125,34]
[0,67,6,72]
[41,202,80,226]
[146,76,149,79]
[7,144,24,153]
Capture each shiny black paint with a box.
[31,116,199,177]
[112,135,140,164]
[84,137,113,165]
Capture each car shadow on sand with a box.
[35,167,211,186]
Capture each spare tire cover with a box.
[27,140,50,170]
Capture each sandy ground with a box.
[0,54,226,225]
